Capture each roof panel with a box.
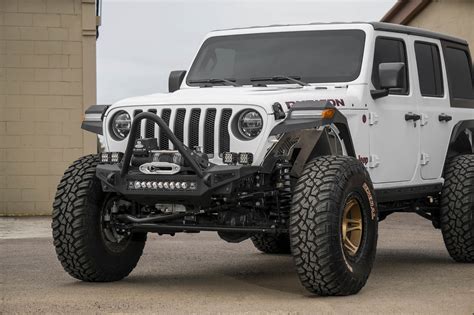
[370,22,467,45]
[213,22,467,46]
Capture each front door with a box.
[368,35,420,184]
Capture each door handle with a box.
[405,112,421,121]
[438,113,452,122]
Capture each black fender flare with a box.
[263,101,356,175]
[269,100,355,157]
[448,120,474,155]
[81,104,110,135]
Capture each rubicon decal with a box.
[285,99,345,109]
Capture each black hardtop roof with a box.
[213,22,467,46]
[370,22,467,45]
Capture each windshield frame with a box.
[185,29,367,87]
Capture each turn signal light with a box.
[321,109,335,119]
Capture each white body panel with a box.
[102,23,474,195]
[409,35,455,180]
[366,32,420,184]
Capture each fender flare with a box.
[81,105,110,135]
[269,100,356,157]
[448,119,474,155]
[263,101,356,175]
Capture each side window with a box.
[444,47,474,99]
[414,42,444,97]
[372,37,409,95]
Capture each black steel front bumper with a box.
[96,163,260,205]
[96,112,261,205]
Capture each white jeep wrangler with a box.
[52,22,474,296]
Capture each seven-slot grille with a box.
[133,107,233,157]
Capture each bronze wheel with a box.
[290,156,378,296]
[342,198,363,257]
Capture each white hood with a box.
[108,84,366,116]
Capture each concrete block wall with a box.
[408,0,474,52]
[1,0,98,215]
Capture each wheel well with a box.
[288,127,351,177]
[307,128,345,159]
[263,124,356,176]
[447,122,473,159]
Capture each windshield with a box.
[187,30,366,86]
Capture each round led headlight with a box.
[110,110,131,140]
[237,110,263,139]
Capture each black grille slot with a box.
[133,110,143,139]
[132,106,239,159]
[204,109,216,155]
[219,109,232,156]
[159,109,171,150]
[145,109,157,138]
[189,109,201,149]
[174,109,186,143]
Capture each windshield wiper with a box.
[189,78,241,87]
[250,75,309,86]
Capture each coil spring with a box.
[275,161,292,222]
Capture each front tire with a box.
[52,155,146,282]
[440,154,474,262]
[290,156,378,296]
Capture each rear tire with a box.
[440,154,474,262]
[52,154,146,282]
[290,156,378,296]
[251,233,291,254]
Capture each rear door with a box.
[411,38,451,180]
[368,34,420,184]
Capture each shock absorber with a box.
[275,161,292,224]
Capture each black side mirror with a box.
[169,70,187,93]
[371,62,406,99]
[379,62,405,89]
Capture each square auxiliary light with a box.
[238,152,253,165]
[100,152,124,164]
[222,152,238,165]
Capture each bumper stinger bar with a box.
[121,111,206,178]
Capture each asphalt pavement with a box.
[1,213,473,314]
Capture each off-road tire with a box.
[52,154,146,282]
[251,233,291,254]
[290,156,378,296]
[440,154,474,263]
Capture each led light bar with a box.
[289,110,322,119]
[128,180,197,191]
[100,152,124,164]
